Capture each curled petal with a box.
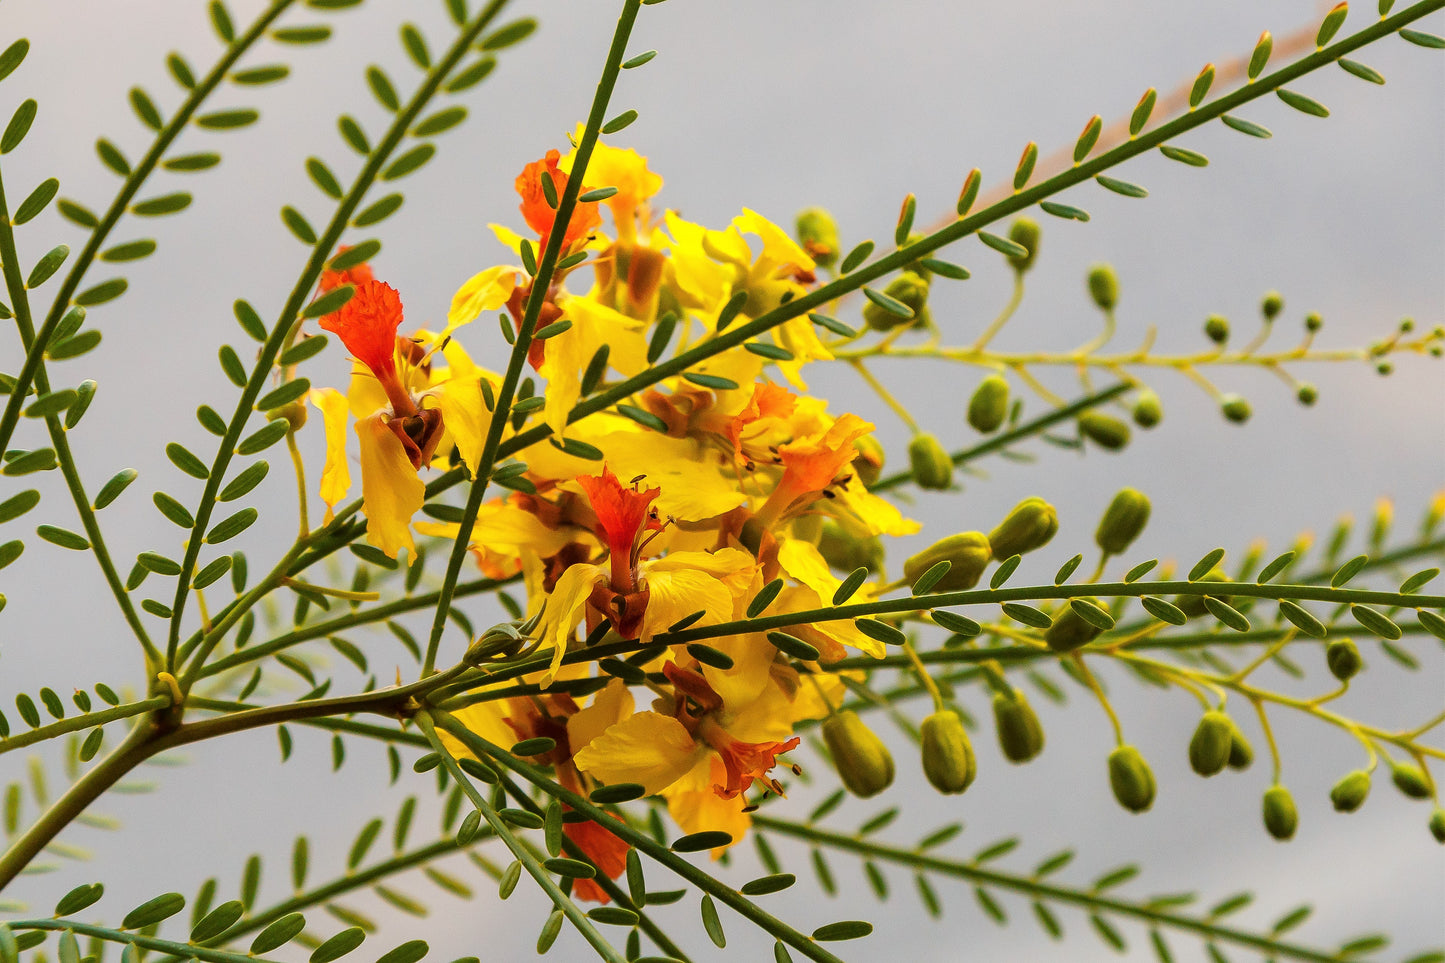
[309,387,351,521]
[572,711,702,795]
[355,410,424,561]
[321,279,404,383]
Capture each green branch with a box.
[0,696,169,756]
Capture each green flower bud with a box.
[1226,719,1255,770]
[1204,314,1230,344]
[1390,761,1432,800]
[822,710,895,798]
[268,400,308,432]
[1326,639,1363,682]
[1108,745,1156,813]
[919,710,977,795]
[1188,711,1235,777]
[992,689,1045,763]
[1430,808,1445,844]
[988,497,1058,560]
[904,532,991,592]
[1175,570,1232,618]
[967,375,1010,434]
[817,521,885,575]
[1096,487,1151,556]
[1087,263,1119,310]
[1007,217,1041,272]
[1304,311,1323,333]
[1043,597,1106,653]
[1261,290,1284,320]
[909,433,953,490]
[1330,770,1372,812]
[864,271,930,332]
[1262,784,1298,840]
[795,207,840,268]
[1078,411,1131,451]
[852,434,885,487]
[1132,389,1163,429]
[1220,394,1252,424]
[1296,383,1318,406]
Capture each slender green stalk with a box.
[419,0,645,677]
[0,0,296,455]
[0,166,159,665]
[164,0,514,671]
[3,920,288,963]
[0,696,169,755]
[751,815,1346,963]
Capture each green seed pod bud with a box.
[1096,487,1152,556]
[1390,762,1431,800]
[851,434,885,487]
[1043,596,1106,652]
[1262,785,1298,840]
[919,710,976,795]
[268,400,308,432]
[967,375,1010,434]
[988,497,1059,560]
[822,710,895,798]
[992,690,1045,763]
[1226,719,1254,770]
[1108,745,1156,813]
[1304,311,1323,333]
[1078,411,1131,451]
[1261,290,1284,320]
[1220,394,1252,424]
[1330,770,1372,813]
[1132,389,1163,429]
[816,521,885,575]
[864,271,930,332]
[1188,711,1235,777]
[1325,639,1363,682]
[1204,314,1230,344]
[904,532,991,592]
[1006,217,1041,272]
[1429,808,1445,844]
[795,207,840,268]
[1175,570,1232,618]
[909,433,953,490]
[1087,263,1119,310]
[1296,383,1318,406]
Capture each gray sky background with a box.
[1,1,1441,961]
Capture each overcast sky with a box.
[1,1,1441,961]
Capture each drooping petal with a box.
[566,678,636,754]
[537,562,607,686]
[355,410,424,561]
[309,387,352,520]
[427,376,488,477]
[320,279,403,384]
[572,711,702,795]
[447,265,519,329]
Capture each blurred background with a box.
[1,1,1441,960]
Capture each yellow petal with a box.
[439,699,515,759]
[309,387,351,521]
[487,224,526,258]
[346,365,390,420]
[639,568,736,644]
[833,479,922,537]
[566,678,635,754]
[355,412,424,561]
[734,208,815,273]
[700,633,777,711]
[537,562,605,687]
[448,265,519,329]
[663,756,750,853]
[427,377,488,477]
[572,711,702,794]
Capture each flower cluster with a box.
[308,141,925,899]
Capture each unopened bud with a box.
[852,434,885,487]
[1078,411,1131,451]
[904,532,991,592]
[1188,711,1234,777]
[822,710,895,798]
[1043,597,1106,652]
[1132,389,1163,429]
[268,400,308,431]
[795,207,840,268]
[909,433,953,490]
[1006,217,1041,272]
[1204,314,1230,344]
[1296,383,1318,406]
[1087,263,1119,310]
[993,689,1045,763]
[1330,770,1372,812]
[864,271,930,332]
[817,521,885,575]
[1304,311,1323,333]
[1261,290,1284,320]
[920,710,976,795]
[1390,761,1431,800]
[1262,784,1298,840]
[967,375,1010,434]
[1430,808,1445,844]
[1096,488,1151,556]
[988,497,1058,560]
[1108,745,1156,813]
[1226,717,1254,770]
[1220,394,1252,424]
[1326,639,1363,682]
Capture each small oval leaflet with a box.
[990,554,1022,589]
[913,560,952,595]
[1054,554,1083,585]
[978,231,1028,259]
[685,643,734,670]
[1331,554,1369,588]
[671,830,733,853]
[747,578,784,617]
[206,507,258,544]
[1277,599,1326,639]
[354,193,404,227]
[165,442,210,479]
[121,891,186,930]
[511,736,556,756]
[862,286,913,320]
[1069,597,1116,631]
[812,921,874,941]
[310,926,366,963]
[1350,604,1401,640]
[1095,174,1148,198]
[766,631,819,662]
[741,873,796,896]
[257,378,311,411]
[330,241,381,273]
[1189,547,1226,581]
[37,524,89,551]
[94,469,138,510]
[1124,559,1158,583]
[250,912,306,954]
[839,240,874,274]
[374,939,428,963]
[383,144,435,181]
[543,857,596,879]
[220,461,269,501]
[193,555,234,590]
[854,617,907,646]
[14,177,59,225]
[1002,602,1053,629]
[589,782,647,805]
[1140,596,1188,626]
[932,610,982,636]
[54,882,104,917]
[281,334,329,366]
[1221,114,1272,139]
[1039,200,1090,222]
[237,421,289,455]
[833,567,868,605]
[189,899,244,943]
